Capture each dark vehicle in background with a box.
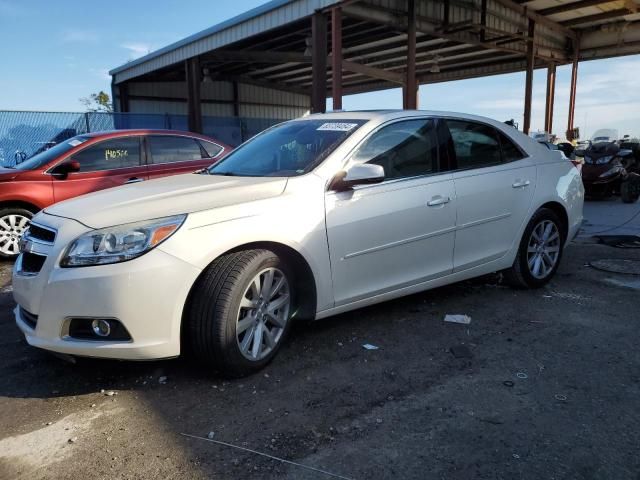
[0,129,230,258]
[580,141,639,203]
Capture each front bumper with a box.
[13,245,202,360]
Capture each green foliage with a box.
[79,91,113,113]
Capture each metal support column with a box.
[232,81,240,117]
[117,82,129,113]
[186,57,203,133]
[567,41,579,141]
[331,7,343,111]
[403,0,417,109]
[523,18,535,135]
[311,12,328,114]
[544,64,556,134]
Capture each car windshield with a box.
[592,136,611,143]
[208,119,366,177]
[12,136,90,171]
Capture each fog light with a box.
[91,319,111,337]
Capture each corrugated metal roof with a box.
[110,0,340,83]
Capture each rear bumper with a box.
[13,248,202,360]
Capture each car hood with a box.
[0,168,21,180]
[45,173,288,229]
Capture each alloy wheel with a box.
[0,214,30,256]
[527,220,561,279]
[236,267,291,361]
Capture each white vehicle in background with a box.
[13,111,584,376]
[591,128,618,144]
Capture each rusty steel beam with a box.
[185,57,202,134]
[544,64,556,134]
[523,19,535,135]
[311,12,328,113]
[539,0,611,16]
[403,0,418,109]
[561,8,631,27]
[332,8,343,110]
[567,41,579,140]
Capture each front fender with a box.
[157,190,333,312]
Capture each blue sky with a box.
[1,0,639,138]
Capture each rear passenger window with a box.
[498,131,525,162]
[445,120,501,170]
[148,136,204,164]
[71,137,141,172]
[353,119,437,180]
[200,140,224,158]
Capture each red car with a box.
[0,129,230,258]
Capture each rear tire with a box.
[0,208,33,259]
[186,249,295,377]
[504,208,565,289]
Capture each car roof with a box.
[81,129,207,138]
[77,129,230,148]
[302,109,518,127]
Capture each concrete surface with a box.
[580,198,640,236]
[1,199,639,480]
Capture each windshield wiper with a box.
[209,171,236,176]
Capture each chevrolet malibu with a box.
[13,111,584,376]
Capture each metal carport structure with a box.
[109,0,640,139]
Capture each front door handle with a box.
[125,177,144,184]
[427,195,451,207]
[512,180,531,188]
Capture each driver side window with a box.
[352,119,437,181]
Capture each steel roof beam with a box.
[538,0,614,16]
[561,8,631,27]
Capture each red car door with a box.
[145,135,224,179]
[52,136,148,203]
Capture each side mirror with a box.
[51,160,80,179]
[330,163,385,191]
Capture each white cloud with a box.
[120,42,154,59]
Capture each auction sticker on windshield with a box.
[317,123,359,131]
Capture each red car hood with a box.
[0,168,21,181]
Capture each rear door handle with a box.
[125,177,144,184]
[512,180,530,188]
[427,195,451,207]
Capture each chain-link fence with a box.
[0,111,283,167]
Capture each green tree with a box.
[79,91,113,113]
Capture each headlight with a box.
[61,215,186,267]
[598,166,622,178]
[595,155,613,164]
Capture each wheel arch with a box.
[0,200,41,214]
[537,201,569,244]
[183,240,318,327]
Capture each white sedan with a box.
[13,111,584,376]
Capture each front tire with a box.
[0,208,33,259]
[504,208,564,288]
[186,249,294,377]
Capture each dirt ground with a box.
[1,207,639,479]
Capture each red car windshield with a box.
[12,136,90,171]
